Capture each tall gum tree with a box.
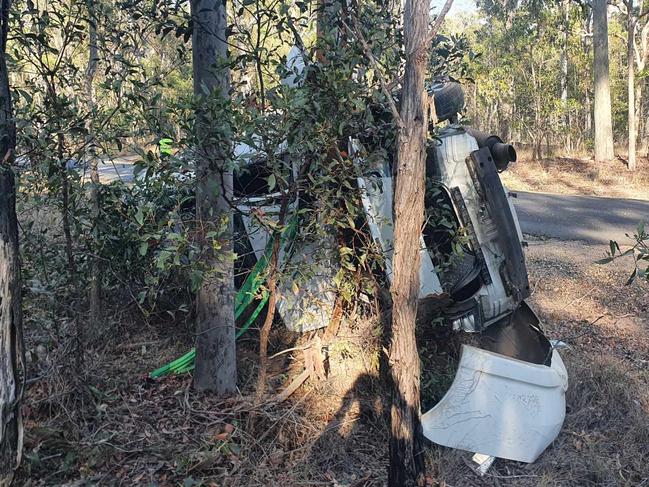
[0,0,23,481]
[621,0,649,171]
[191,0,237,393]
[388,0,453,484]
[627,0,637,171]
[593,0,615,161]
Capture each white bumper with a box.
[421,345,568,463]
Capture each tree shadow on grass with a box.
[307,373,389,486]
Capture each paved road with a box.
[95,156,138,183]
[514,191,649,244]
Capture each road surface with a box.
[95,156,138,183]
[514,191,649,244]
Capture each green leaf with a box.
[157,250,172,270]
[190,270,203,292]
[135,208,144,226]
[267,173,276,191]
[625,268,638,285]
[139,241,149,256]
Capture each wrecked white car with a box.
[354,90,567,463]
[232,78,568,464]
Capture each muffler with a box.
[466,128,517,171]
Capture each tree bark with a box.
[628,2,637,171]
[635,19,649,154]
[388,0,440,484]
[593,0,615,161]
[86,0,102,332]
[191,0,237,394]
[561,0,570,151]
[0,0,23,479]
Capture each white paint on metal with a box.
[421,344,568,463]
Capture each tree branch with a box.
[423,0,456,53]
[341,18,403,128]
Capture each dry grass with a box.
[425,237,649,486]
[500,155,649,200]
[18,238,649,486]
[18,302,390,486]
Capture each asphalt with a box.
[514,191,649,245]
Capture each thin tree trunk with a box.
[0,0,23,478]
[561,0,570,151]
[388,0,452,484]
[635,82,643,152]
[636,20,649,155]
[628,4,637,171]
[86,0,102,331]
[191,0,237,394]
[593,0,615,161]
[253,235,280,402]
[58,132,75,279]
[586,89,592,135]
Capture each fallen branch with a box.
[273,369,310,403]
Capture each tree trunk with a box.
[0,0,23,479]
[86,0,102,332]
[585,89,592,135]
[561,0,569,108]
[191,0,237,394]
[635,81,643,153]
[0,168,22,487]
[636,20,649,155]
[593,0,615,161]
[388,0,431,484]
[628,4,637,171]
[561,0,570,151]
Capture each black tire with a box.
[433,81,464,122]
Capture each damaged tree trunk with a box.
[0,0,23,479]
[0,170,22,487]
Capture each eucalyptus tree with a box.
[593,0,615,161]
[0,0,23,481]
[388,0,453,483]
[617,0,649,171]
[191,0,237,393]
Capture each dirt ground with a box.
[500,156,649,200]
[18,236,649,486]
[430,237,649,486]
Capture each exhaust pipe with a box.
[466,128,517,171]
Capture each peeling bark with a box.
[388,0,454,484]
[0,0,23,479]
